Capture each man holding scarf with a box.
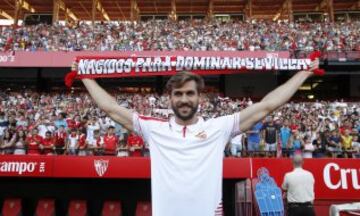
[79,58,319,216]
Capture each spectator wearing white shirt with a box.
[0,112,8,138]
[98,115,111,135]
[302,135,315,158]
[230,133,245,157]
[37,120,56,138]
[86,116,100,141]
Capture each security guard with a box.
[282,154,316,216]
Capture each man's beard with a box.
[171,102,198,122]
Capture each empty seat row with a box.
[1,198,151,216]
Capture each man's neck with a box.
[175,116,199,126]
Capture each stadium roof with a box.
[0,0,359,21]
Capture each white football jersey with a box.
[133,112,240,216]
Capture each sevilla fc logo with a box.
[94,159,109,177]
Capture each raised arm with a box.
[239,60,319,132]
[82,79,134,131]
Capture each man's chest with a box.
[149,126,225,150]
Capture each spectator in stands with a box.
[113,122,124,139]
[356,121,360,134]
[66,129,79,155]
[302,135,315,158]
[41,131,55,155]
[341,129,353,158]
[312,134,326,158]
[262,116,278,157]
[279,119,292,157]
[230,133,245,157]
[127,132,144,157]
[328,129,342,158]
[54,113,67,129]
[98,115,111,135]
[54,125,67,155]
[86,116,100,142]
[103,126,119,156]
[282,154,315,216]
[15,112,27,128]
[0,129,15,154]
[26,128,43,155]
[0,79,359,160]
[86,129,103,155]
[352,134,360,158]
[117,141,129,157]
[0,112,9,139]
[0,20,359,52]
[289,130,303,156]
[246,121,262,156]
[77,128,87,156]
[37,119,56,138]
[13,130,26,155]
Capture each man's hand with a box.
[307,58,325,76]
[309,58,319,72]
[71,61,78,71]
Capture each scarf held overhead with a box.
[65,51,324,88]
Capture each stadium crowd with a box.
[0,19,359,52]
[0,90,359,158]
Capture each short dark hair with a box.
[165,71,204,95]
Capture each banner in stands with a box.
[0,156,53,177]
[0,51,289,67]
[252,158,360,200]
[0,156,358,200]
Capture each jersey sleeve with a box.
[214,112,241,141]
[132,112,152,143]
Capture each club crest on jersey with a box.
[94,159,109,177]
[195,131,207,140]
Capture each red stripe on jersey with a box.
[139,115,168,122]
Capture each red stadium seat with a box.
[135,202,151,216]
[35,199,55,216]
[68,200,87,216]
[101,201,122,216]
[2,198,22,216]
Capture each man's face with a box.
[170,80,199,122]
[267,116,273,125]
[45,133,51,139]
[32,129,38,136]
[108,128,114,135]
[283,119,289,127]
